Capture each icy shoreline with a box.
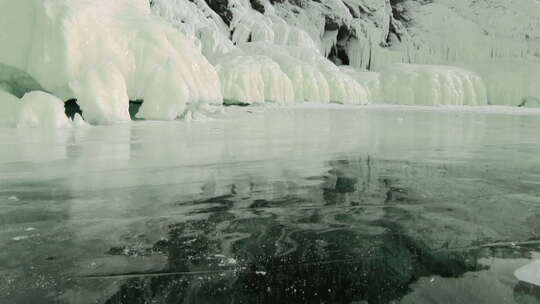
[0,0,539,127]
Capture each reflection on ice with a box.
[1,106,540,303]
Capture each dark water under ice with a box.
[1,106,540,303]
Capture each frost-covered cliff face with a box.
[151,0,540,107]
[0,0,538,126]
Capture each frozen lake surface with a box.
[1,105,540,303]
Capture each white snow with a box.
[515,259,540,287]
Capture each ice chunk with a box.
[17,91,72,129]
[69,64,130,125]
[515,259,540,287]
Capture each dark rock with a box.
[250,0,265,14]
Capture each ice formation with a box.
[393,0,540,106]
[151,0,371,105]
[0,0,221,125]
[0,0,539,126]
[148,0,540,107]
[0,90,72,128]
[378,64,488,106]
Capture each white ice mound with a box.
[378,64,488,106]
[17,92,72,128]
[69,64,131,125]
[239,43,370,105]
[0,0,222,124]
[515,259,540,287]
[215,54,295,105]
[0,90,71,128]
[340,68,382,103]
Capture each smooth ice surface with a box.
[515,260,540,287]
[1,106,540,303]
